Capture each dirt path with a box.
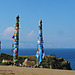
[0,66,75,75]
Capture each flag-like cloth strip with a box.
[36,20,44,64]
[13,15,19,64]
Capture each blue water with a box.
[0,48,75,70]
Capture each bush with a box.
[1,61,12,65]
[2,62,8,65]
[0,61,2,63]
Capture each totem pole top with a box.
[16,15,19,19]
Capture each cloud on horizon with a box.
[26,30,36,40]
[3,27,14,40]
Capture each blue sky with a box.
[0,0,75,48]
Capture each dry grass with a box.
[0,72,15,75]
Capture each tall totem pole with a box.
[36,19,44,67]
[13,15,19,64]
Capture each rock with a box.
[57,57,63,61]
[41,55,71,70]
[22,61,36,66]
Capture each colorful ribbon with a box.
[36,19,44,66]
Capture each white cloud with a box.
[27,30,33,37]
[25,30,36,41]
[4,27,14,35]
[3,27,14,40]
[26,30,35,38]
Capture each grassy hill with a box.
[0,53,71,70]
